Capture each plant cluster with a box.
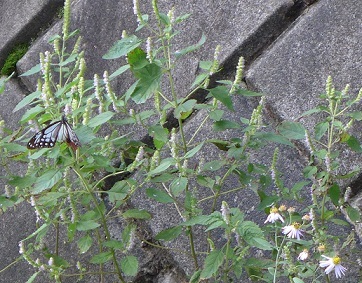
[0,0,361,282]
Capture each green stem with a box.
[73,167,125,283]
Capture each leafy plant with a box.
[0,0,361,282]
[1,43,29,76]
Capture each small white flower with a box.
[297,249,309,261]
[282,222,303,240]
[319,255,347,278]
[264,207,284,223]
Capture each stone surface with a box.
[1,0,362,282]
[0,0,63,67]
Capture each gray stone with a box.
[0,0,63,67]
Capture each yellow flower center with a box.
[333,257,341,265]
[292,222,301,229]
[270,207,278,214]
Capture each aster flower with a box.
[264,207,284,223]
[297,249,309,261]
[282,222,303,240]
[319,255,347,278]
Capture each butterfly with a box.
[27,115,81,150]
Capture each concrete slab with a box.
[0,0,63,67]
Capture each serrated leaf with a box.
[78,235,92,253]
[90,251,113,264]
[155,226,182,241]
[200,250,224,279]
[103,35,142,59]
[123,209,151,219]
[32,169,62,194]
[121,256,138,276]
[278,121,306,140]
[209,86,234,111]
[131,63,162,104]
[346,135,362,152]
[103,240,124,250]
[255,132,294,147]
[146,188,174,203]
[209,109,224,121]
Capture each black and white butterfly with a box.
[27,115,81,150]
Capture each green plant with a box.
[0,0,361,282]
[1,43,29,76]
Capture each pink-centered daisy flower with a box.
[264,207,284,223]
[282,222,303,240]
[319,255,347,278]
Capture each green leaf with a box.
[148,125,169,144]
[278,121,306,139]
[255,132,294,147]
[328,183,340,206]
[32,169,62,194]
[108,180,132,203]
[346,205,361,222]
[148,158,175,176]
[146,188,174,203]
[174,99,197,119]
[13,91,41,112]
[103,240,124,250]
[155,226,182,241]
[170,177,188,196]
[202,160,225,171]
[127,47,149,69]
[110,64,130,79]
[103,35,142,59]
[315,121,328,140]
[121,256,138,276]
[200,250,224,279]
[131,63,162,104]
[26,272,40,283]
[122,209,151,219]
[175,33,206,58]
[59,54,77,66]
[346,135,362,152]
[209,86,234,111]
[209,109,224,121]
[184,142,204,159]
[88,111,115,127]
[77,235,93,253]
[76,220,101,231]
[9,175,36,189]
[20,63,41,77]
[213,120,240,131]
[90,251,113,264]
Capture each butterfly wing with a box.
[27,120,62,149]
[27,116,81,150]
[60,117,81,150]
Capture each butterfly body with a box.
[27,115,81,150]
